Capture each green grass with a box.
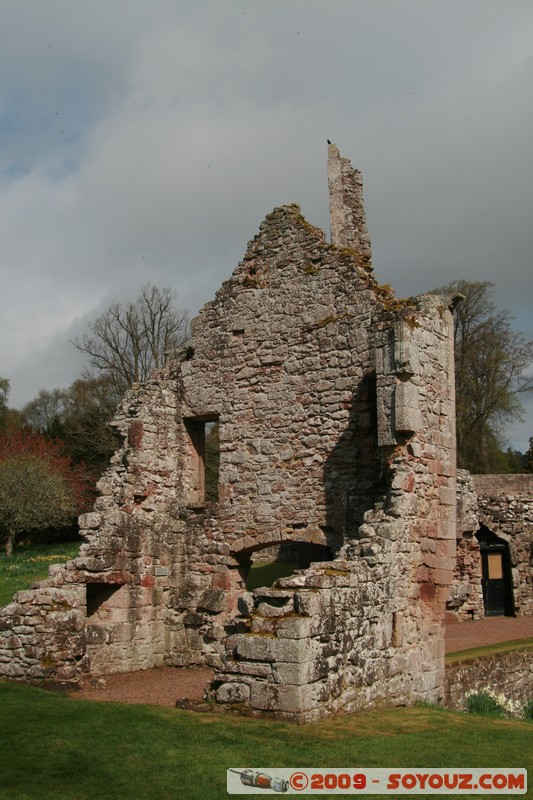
[246,561,298,591]
[0,683,531,800]
[446,638,533,663]
[0,541,81,607]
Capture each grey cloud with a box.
[1,0,532,450]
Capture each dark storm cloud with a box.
[1,0,531,447]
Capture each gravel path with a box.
[445,615,533,653]
[74,667,213,707]
[71,618,533,707]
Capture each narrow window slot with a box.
[184,416,220,506]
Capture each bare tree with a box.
[22,388,67,434]
[21,377,121,478]
[60,375,121,473]
[72,285,190,393]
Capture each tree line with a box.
[0,280,531,555]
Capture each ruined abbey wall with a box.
[449,472,533,619]
[0,145,459,720]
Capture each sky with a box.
[1,0,532,450]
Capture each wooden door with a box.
[480,549,506,616]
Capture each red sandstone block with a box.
[430,568,453,586]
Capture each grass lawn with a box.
[0,682,531,800]
[0,541,81,607]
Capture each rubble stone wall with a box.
[327,141,372,262]
[448,471,484,619]
[0,377,183,680]
[474,475,533,617]
[0,145,459,720]
[445,649,533,710]
[210,289,457,721]
[0,585,86,683]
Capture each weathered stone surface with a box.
[215,681,250,704]
[0,144,467,720]
[445,648,533,710]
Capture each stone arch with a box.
[230,532,336,592]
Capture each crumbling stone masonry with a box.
[450,473,533,620]
[0,144,459,721]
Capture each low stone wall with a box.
[210,551,447,723]
[0,584,87,684]
[445,648,533,710]
[473,475,533,496]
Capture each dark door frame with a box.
[475,525,515,617]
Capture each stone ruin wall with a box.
[0,376,183,682]
[0,145,458,721]
[448,470,485,619]
[450,472,533,619]
[211,291,457,721]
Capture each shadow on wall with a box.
[225,374,383,593]
[323,373,383,542]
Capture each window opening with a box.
[244,542,333,590]
[184,416,220,506]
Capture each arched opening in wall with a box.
[236,541,334,591]
[475,526,515,617]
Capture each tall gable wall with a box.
[0,146,458,720]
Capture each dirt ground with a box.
[74,666,213,707]
[71,617,533,708]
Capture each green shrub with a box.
[522,700,533,720]
[465,691,504,717]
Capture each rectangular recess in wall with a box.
[86,583,122,618]
[184,415,220,507]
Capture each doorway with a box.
[475,526,514,617]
